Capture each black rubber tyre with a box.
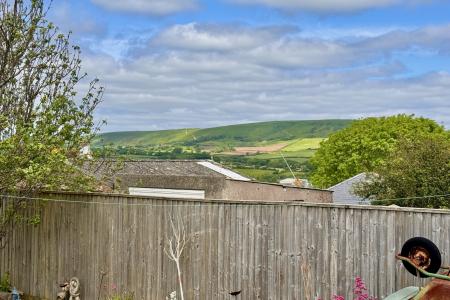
[400,237,441,278]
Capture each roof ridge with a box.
[327,172,367,190]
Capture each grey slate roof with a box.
[93,159,250,179]
[117,160,224,177]
[328,173,369,205]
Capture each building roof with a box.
[328,173,369,204]
[196,161,250,181]
[111,159,250,180]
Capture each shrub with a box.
[0,272,11,292]
[107,291,134,300]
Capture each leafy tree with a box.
[0,0,104,242]
[353,135,450,208]
[310,115,446,188]
[0,0,103,193]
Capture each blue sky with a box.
[49,0,450,131]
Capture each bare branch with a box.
[164,215,188,300]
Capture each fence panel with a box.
[0,192,449,299]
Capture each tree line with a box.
[310,115,450,208]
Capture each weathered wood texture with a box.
[1,192,449,299]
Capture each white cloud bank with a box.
[91,0,198,15]
[153,23,296,51]
[231,0,429,12]
[79,23,450,131]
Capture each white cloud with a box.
[248,25,450,69]
[49,1,107,37]
[91,0,198,15]
[146,23,450,69]
[230,0,428,13]
[79,23,450,131]
[358,25,450,54]
[153,23,296,51]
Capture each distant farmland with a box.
[93,119,351,183]
[94,119,350,148]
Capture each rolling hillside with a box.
[94,119,352,148]
[93,119,352,183]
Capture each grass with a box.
[94,128,198,147]
[194,120,348,145]
[94,119,351,149]
[282,138,324,152]
[241,138,322,162]
[250,150,316,160]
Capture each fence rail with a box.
[1,192,449,299]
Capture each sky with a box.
[48,0,450,132]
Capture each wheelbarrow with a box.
[385,237,450,300]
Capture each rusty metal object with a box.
[396,255,450,281]
[400,237,442,278]
[390,237,450,299]
[409,246,432,269]
[413,279,450,300]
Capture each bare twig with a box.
[164,216,187,300]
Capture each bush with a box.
[0,272,10,292]
[107,291,134,300]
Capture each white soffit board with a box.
[129,187,205,199]
[197,161,250,181]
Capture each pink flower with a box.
[353,277,377,300]
[321,277,377,300]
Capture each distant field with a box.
[238,138,323,161]
[94,120,350,183]
[282,138,324,152]
[250,150,314,161]
[94,119,351,149]
[217,138,323,181]
[223,142,289,155]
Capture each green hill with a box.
[94,119,352,148]
[95,128,198,147]
[93,119,352,183]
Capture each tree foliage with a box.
[310,115,446,188]
[354,135,450,208]
[0,0,106,244]
[0,0,103,195]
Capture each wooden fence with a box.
[1,192,449,299]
